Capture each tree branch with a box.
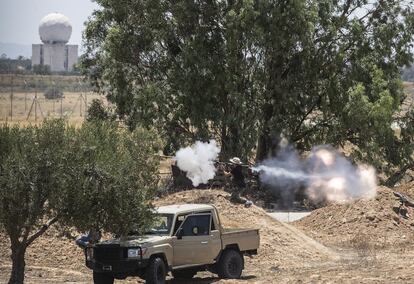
[291,95,321,139]
[385,163,414,188]
[25,216,59,247]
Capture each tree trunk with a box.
[385,163,413,188]
[256,101,284,162]
[8,242,26,284]
[256,127,282,163]
[220,125,242,161]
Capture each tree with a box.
[82,0,414,184]
[0,120,161,284]
[0,56,31,74]
[87,98,115,122]
[253,0,414,183]
[32,64,51,75]
[82,0,261,160]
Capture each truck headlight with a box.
[86,247,94,260]
[127,248,140,258]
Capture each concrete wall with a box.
[67,45,78,71]
[43,43,66,72]
[32,44,42,66]
[32,43,78,72]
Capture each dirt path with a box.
[277,220,340,260]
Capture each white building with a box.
[32,13,78,72]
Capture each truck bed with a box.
[221,228,260,253]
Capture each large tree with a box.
[0,120,160,284]
[82,0,261,160]
[82,0,414,183]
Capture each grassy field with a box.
[0,91,106,126]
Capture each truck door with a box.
[172,213,221,267]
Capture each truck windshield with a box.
[145,214,174,235]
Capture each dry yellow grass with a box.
[0,91,106,126]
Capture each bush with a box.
[44,88,64,100]
[87,99,114,121]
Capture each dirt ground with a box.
[2,188,414,283]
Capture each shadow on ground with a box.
[167,275,257,283]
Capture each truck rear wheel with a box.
[217,249,244,279]
[145,257,166,284]
[93,271,114,284]
[172,269,197,279]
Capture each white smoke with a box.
[253,145,377,204]
[174,140,221,187]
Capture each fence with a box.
[0,73,105,124]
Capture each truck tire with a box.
[172,269,197,279]
[217,249,244,279]
[93,271,114,284]
[145,257,166,284]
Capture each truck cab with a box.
[85,204,259,284]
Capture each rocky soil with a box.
[295,185,414,247]
[1,187,414,283]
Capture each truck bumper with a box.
[86,258,149,274]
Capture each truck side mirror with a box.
[176,228,183,240]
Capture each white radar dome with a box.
[39,13,72,44]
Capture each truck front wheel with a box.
[93,271,114,284]
[145,257,166,284]
[217,249,244,279]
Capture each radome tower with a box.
[32,13,78,72]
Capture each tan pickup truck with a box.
[85,204,260,284]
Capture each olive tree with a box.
[0,120,161,284]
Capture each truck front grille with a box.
[94,245,124,263]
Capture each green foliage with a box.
[0,56,31,74]
[32,64,51,75]
[0,120,160,236]
[82,0,414,184]
[0,121,65,238]
[55,121,161,234]
[0,120,161,282]
[87,99,115,122]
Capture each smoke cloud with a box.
[253,145,377,205]
[174,140,220,187]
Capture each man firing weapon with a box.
[223,157,248,204]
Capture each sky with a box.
[0,0,100,46]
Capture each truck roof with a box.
[156,204,215,214]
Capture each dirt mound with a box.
[296,185,414,246]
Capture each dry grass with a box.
[0,91,106,126]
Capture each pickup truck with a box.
[84,204,260,284]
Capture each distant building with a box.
[32,13,78,72]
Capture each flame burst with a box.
[255,145,377,205]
